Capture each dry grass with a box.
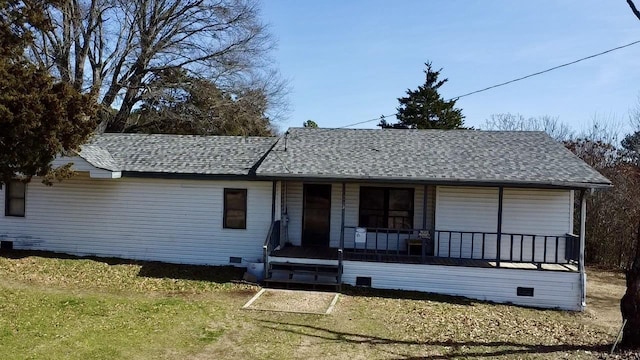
[0,250,627,359]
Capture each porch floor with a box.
[270,246,577,272]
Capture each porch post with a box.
[271,181,276,222]
[282,181,288,246]
[422,185,428,229]
[422,185,428,262]
[496,187,504,267]
[579,189,587,309]
[340,182,346,249]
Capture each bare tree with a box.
[578,114,624,146]
[482,113,574,141]
[27,0,286,132]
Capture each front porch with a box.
[262,180,587,309]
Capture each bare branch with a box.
[628,0,640,21]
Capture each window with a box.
[5,180,26,217]
[224,189,247,229]
[359,187,414,230]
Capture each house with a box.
[0,128,610,310]
[0,134,279,265]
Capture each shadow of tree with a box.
[0,249,245,283]
[255,319,609,359]
[341,285,475,305]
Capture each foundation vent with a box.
[517,287,534,297]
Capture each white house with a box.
[0,134,278,266]
[0,128,611,310]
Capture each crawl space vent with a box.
[355,276,372,287]
[517,287,534,297]
[229,257,242,264]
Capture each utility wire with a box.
[339,39,640,128]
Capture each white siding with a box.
[502,188,572,234]
[502,188,573,263]
[0,174,273,265]
[436,186,499,232]
[284,181,303,246]
[342,261,581,310]
[435,186,573,262]
[435,186,499,258]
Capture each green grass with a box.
[0,250,620,359]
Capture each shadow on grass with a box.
[0,249,245,283]
[255,319,609,359]
[341,285,475,306]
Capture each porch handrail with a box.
[341,225,576,266]
[262,220,281,267]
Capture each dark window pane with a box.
[389,189,412,210]
[359,210,385,228]
[8,199,25,217]
[388,216,412,229]
[360,187,385,209]
[358,186,414,230]
[225,210,246,229]
[9,182,25,198]
[224,189,246,229]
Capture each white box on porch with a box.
[355,227,367,249]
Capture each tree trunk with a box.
[620,220,640,348]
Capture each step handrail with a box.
[262,220,281,278]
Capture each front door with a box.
[302,184,331,247]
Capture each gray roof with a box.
[256,128,611,189]
[78,144,120,172]
[79,133,277,176]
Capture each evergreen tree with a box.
[302,120,318,128]
[0,0,95,186]
[380,62,464,129]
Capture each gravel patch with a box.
[243,289,339,314]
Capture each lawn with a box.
[0,251,625,359]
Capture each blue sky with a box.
[261,1,640,134]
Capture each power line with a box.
[339,39,640,128]
[453,39,640,100]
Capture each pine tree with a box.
[380,62,464,129]
[0,0,95,186]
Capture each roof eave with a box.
[254,173,612,190]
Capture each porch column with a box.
[282,181,288,247]
[422,185,428,262]
[496,187,504,267]
[579,189,587,309]
[422,185,428,229]
[340,182,346,249]
[271,181,276,222]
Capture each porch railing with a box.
[341,226,579,267]
[262,220,281,266]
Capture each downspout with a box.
[579,189,587,310]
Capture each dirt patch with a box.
[244,289,339,314]
[586,269,626,332]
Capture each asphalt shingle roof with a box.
[80,133,277,175]
[256,128,611,188]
